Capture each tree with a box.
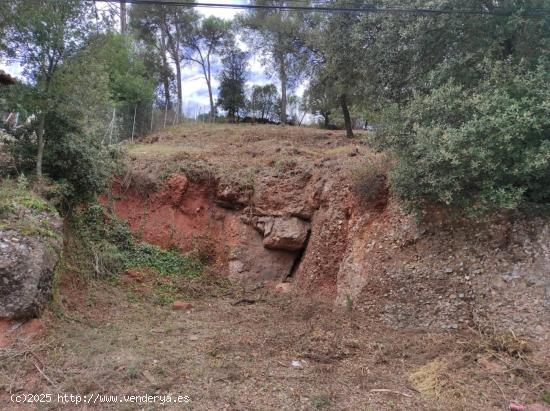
[120,1,128,34]
[239,1,309,124]
[373,62,550,214]
[364,0,550,214]
[217,49,248,122]
[303,73,338,128]
[128,4,198,114]
[249,84,279,122]
[0,3,12,55]
[308,7,363,137]
[356,0,550,106]
[181,16,232,118]
[5,36,118,203]
[90,33,154,106]
[5,0,94,177]
[130,4,175,109]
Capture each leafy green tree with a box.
[6,48,118,203]
[239,1,310,124]
[130,5,175,108]
[217,49,248,122]
[355,0,550,213]
[181,16,232,118]
[4,0,94,177]
[249,84,279,122]
[303,72,338,128]
[372,61,550,214]
[128,4,198,114]
[89,33,154,106]
[356,0,550,106]
[304,5,363,137]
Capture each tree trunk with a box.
[339,93,353,137]
[166,23,182,116]
[174,53,182,116]
[160,32,171,109]
[322,111,330,128]
[206,56,215,118]
[279,59,287,124]
[120,1,127,34]
[36,115,46,177]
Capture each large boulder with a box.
[0,214,62,320]
[259,216,310,251]
[227,222,298,282]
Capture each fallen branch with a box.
[370,389,412,398]
[34,363,56,387]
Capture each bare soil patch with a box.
[1,276,548,411]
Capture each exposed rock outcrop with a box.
[215,183,252,209]
[251,216,310,251]
[0,210,62,320]
[113,144,550,342]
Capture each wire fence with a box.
[104,101,216,144]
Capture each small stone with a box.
[142,370,156,384]
[275,283,292,293]
[444,268,453,273]
[189,335,199,341]
[172,301,193,311]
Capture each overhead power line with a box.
[90,0,550,17]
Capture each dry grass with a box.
[409,359,449,398]
[125,123,371,190]
[349,153,391,203]
[1,276,548,410]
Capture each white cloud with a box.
[196,0,247,20]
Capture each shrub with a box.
[350,154,389,203]
[7,111,122,205]
[69,203,202,280]
[372,61,550,215]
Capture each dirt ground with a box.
[0,275,548,411]
[1,124,548,410]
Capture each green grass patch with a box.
[0,176,60,238]
[65,202,204,305]
[0,175,56,217]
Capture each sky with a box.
[181,1,272,117]
[0,1,308,119]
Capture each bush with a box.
[7,110,122,205]
[372,61,550,215]
[350,154,389,203]
[69,203,202,280]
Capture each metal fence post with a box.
[150,103,154,132]
[131,104,137,142]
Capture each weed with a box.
[273,158,298,174]
[64,202,204,305]
[350,154,389,203]
[126,364,140,380]
[345,294,354,311]
[311,394,332,409]
[0,177,56,217]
